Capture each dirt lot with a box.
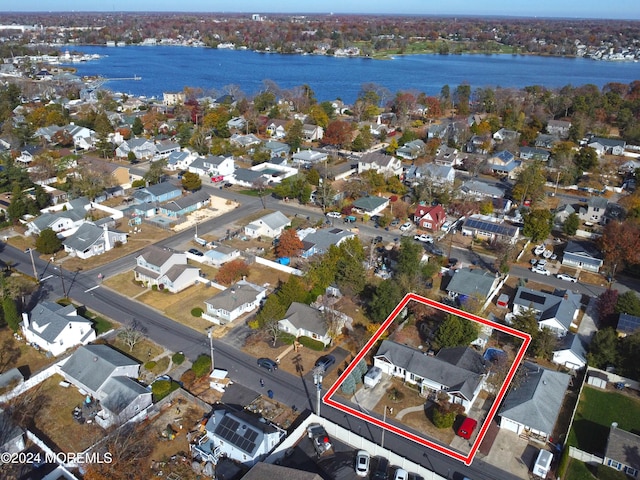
[17,374,104,453]
[0,328,58,381]
[107,336,165,364]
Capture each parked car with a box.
[414,234,434,243]
[355,450,371,477]
[314,355,336,372]
[457,417,478,440]
[374,235,384,244]
[326,211,342,218]
[344,215,357,223]
[531,266,551,276]
[188,248,204,256]
[400,222,413,232]
[536,259,547,268]
[556,273,578,283]
[441,221,452,232]
[257,357,278,371]
[534,244,546,256]
[372,457,389,480]
[390,218,400,227]
[306,423,331,456]
[393,468,409,480]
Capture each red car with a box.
[211,175,224,182]
[457,417,477,440]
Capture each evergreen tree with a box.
[35,228,62,255]
[3,296,19,332]
[132,117,144,135]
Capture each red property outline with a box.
[323,293,531,466]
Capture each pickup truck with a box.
[306,423,332,456]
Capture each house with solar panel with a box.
[191,407,286,466]
[461,215,519,244]
[616,313,640,338]
[512,286,581,337]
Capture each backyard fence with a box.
[568,446,604,466]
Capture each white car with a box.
[536,259,547,268]
[557,273,578,283]
[542,249,553,259]
[441,221,452,232]
[400,222,413,232]
[414,234,434,243]
[532,266,551,276]
[355,450,370,477]
[534,245,545,256]
[326,211,342,218]
[393,468,409,480]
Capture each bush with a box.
[192,355,211,378]
[247,319,260,329]
[151,284,158,291]
[180,369,196,389]
[432,406,456,429]
[297,336,325,351]
[279,333,296,345]
[191,307,203,317]
[151,379,179,401]
[144,361,157,370]
[172,352,185,365]
[557,446,570,479]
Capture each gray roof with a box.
[499,363,570,436]
[204,280,266,312]
[32,208,86,231]
[167,151,191,165]
[446,268,497,298]
[189,157,209,171]
[234,168,264,183]
[563,241,603,263]
[0,368,24,390]
[352,196,389,212]
[586,197,608,210]
[461,180,504,198]
[513,286,581,331]
[282,302,327,336]
[163,263,199,282]
[359,151,396,167]
[156,141,180,153]
[0,409,23,450]
[60,344,139,394]
[416,163,454,180]
[376,341,485,400]
[605,427,640,469]
[589,136,625,148]
[243,463,323,480]
[62,222,104,252]
[101,376,150,414]
[24,301,91,344]
[68,197,91,211]
[160,190,210,213]
[144,181,181,197]
[300,228,355,254]
[136,245,177,268]
[554,333,587,363]
[256,211,290,230]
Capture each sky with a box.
[3,0,640,20]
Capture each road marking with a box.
[84,285,100,292]
[40,274,54,281]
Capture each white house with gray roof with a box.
[446,268,500,301]
[561,240,604,273]
[512,286,581,337]
[166,150,198,171]
[188,155,235,178]
[232,168,266,187]
[357,152,403,177]
[298,227,356,258]
[26,197,92,236]
[192,407,285,466]
[552,333,587,370]
[115,137,157,160]
[277,302,349,347]
[59,344,151,428]
[134,245,200,293]
[292,149,328,167]
[579,197,609,224]
[244,211,291,238]
[21,301,96,357]
[604,426,640,478]
[498,363,570,442]
[203,280,267,325]
[373,341,486,412]
[460,180,505,199]
[62,223,127,259]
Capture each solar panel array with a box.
[464,218,516,236]
[519,291,546,305]
[215,415,259,454]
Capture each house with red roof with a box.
[413,204,446,231]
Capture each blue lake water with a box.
[63,45,640,103]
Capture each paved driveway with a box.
[479,429,537,479]
[351,374,393,412]
[578,296,598,345]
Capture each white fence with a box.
[254,256,303,276]
[483,274,509,312]
[266,414,447,480]
[568,446,604,466]
[0,360,66,403]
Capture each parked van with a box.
[532,449,552,479]
[456,417,478,440]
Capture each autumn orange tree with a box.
[215,259,250,286]
[322,120,353,149]
[599,220,640,277]
[275,228,303,259]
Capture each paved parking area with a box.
[479,429,537,479]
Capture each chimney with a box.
[22,312,29,328]
[103,224,111,251]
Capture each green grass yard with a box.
[567,386,640,454]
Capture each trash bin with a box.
[267,389,274,399]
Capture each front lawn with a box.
[567,386,640,454]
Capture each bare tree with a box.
[117,319,146,352]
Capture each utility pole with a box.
[27,248,38,283]
[312,366,324,417]
[207,327,215,372]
